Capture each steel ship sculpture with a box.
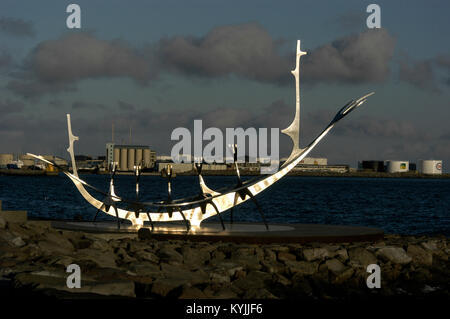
[28,40,374,232]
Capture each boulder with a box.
[136,250,160,264]
[325,258,347,276]
[407,244,433,266]
[302,248,330,261]
[335,249,349,263]
[0,215,6,229]
[74,248,118,269]
[244,288,277,299]
[181,246,210,266]
[284,260,318,276]
[158,247,183,265]
[376,247,412,265]
[130,262,162,277]
[179,285,208,299]
[11,236,26,247]
[151,277,187,297]
[348,247,377,267]
[277,251,296,262]
[232,270,272,291]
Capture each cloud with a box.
[303,29,396,84]
[0,98,25,114]
[157,22,290,84]
[0,17,35,37]
[72,101,106,110]
[8,32,155,98]
[157,24,396,85]
[117,100,136,111]
[0,48,12,69]
[398,53,450,91]
[399,57,439,92]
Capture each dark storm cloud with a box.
[31,33,151,83]
[117,100,136,111]
[0,49,12,69]
[72,101,106,110]
[399,58,439,92]
[303,29,396,84]
[157,24,396,85]
[0,99,25,114]
[157,23,291,84]
[0,17,35,37]
[8,32,154,98]
[398,53,450,91]
[334,115,424,140]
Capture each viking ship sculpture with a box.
[28,40,374,232]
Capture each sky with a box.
[0,0,449,170]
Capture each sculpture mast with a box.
[281,40,307,166]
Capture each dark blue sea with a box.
[0,174,449,236]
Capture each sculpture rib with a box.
[27,40,374,230]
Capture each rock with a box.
[38,236,75,256]
[179,285,207,299]
[210,272,231,284]
[75,248,118,269]
[162,263,210,286]
[181,246,210,267]
[284,260,318,276]
[260,260,286,274]
[88,237,112,252]
[0,215,7,229]
[229,255,261,271]
[151,278,187,297]
[407,244,433,266]
[210,287,239,299]
[158,247,183,265]
[244,288,277,299]
[302,248,330,261]
[232,271,272,291]
[115,247,137,264]
[273,273,291,286]
[131,262,162,277]
[137,228,152,240]
[211,261,244,277]
[376,247,412,265]
[211,250,226,261]
[348,247,377,267]
[76,281,136,298]
[263,248,277,262]
[335,249,349,263]
[136,250,160,264]
[325,258,347,276]
[334,268,354,284]
[278,252,296,262]
[421,241,438,251]
[11,236,26,247]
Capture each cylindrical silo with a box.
[113,148,120,169]
[387,160,409,173]
[128,148,135,171]
[419,160,442,175]
[143,149,151,168]
[136,148,143,167]
[120,148,128,171]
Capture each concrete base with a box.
[51,220,384,244]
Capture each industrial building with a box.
[106,143,156,171]
[386,160,409,173]
[0,154,13,168]
[419,160,442,175]
[358,160,386,172]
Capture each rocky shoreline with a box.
[0,217,448,299]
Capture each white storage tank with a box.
[113,148,120,168]
[387,160,409,173]
[127,148,135,171]
[135,148,143,167]
[419,160,442,175]
[120,148,128,171]
[143,149,151,168]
